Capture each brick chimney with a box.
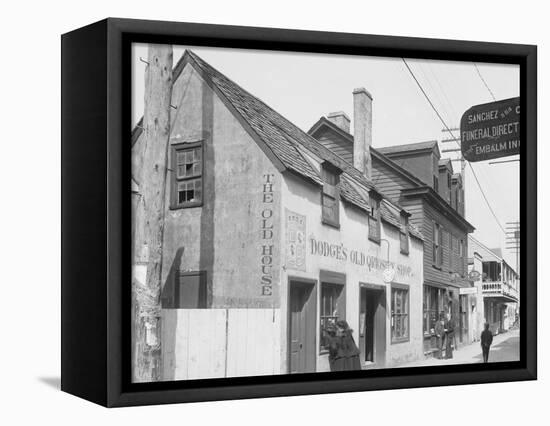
[353,88,373,179]
[327,111,351,134]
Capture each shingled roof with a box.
[133,50,423,241]
[377,140,438,155]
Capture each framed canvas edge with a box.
[64,17,537,407]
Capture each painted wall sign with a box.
[260,173,275,296]
[309,237,414,279]
[285,209,306,271]
[460,97,520,162]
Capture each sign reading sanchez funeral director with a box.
[460,97,520,162]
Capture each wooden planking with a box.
[371,157,415,203]
[163,309,281,380]
[422,204,469,287]
[226,309,281,377]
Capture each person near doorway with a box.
[444,312,455,359]
[336,320,362,370]
[434,312,446,359]
[480,323,493,363]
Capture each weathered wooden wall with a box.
[161,309,281,380]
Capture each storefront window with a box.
[320,283,343,351]
[391,285,409,342]
[423,285,444,335]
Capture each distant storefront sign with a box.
[460,97,520,162]
[285,209,306,271]
[459,287,478,295]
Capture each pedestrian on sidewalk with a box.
[444,312,455,359]
[434,312,446,359]
[481,323,493,363]
[336,320,362,371]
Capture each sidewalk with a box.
[395,328,520,368]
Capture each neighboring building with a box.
[468,236,519,334]
[467,251,485,343]
[132,50,425,380]
[308,114,476,354]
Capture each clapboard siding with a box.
[372,156,415,203]
[162,308,281,380]
[422,204,469,287]
[313,128,353,164]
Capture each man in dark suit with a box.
[444,312,455,359]
[434,312,446,359]
[481,323,494,363]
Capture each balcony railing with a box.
[482,281,519,302]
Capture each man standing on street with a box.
[481,323,494,363]
[434,312,446,359]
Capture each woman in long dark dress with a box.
[336,320,362,371]
[326,324,346,372]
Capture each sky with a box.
[132,44,520,269]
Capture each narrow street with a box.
[396,328,520,368]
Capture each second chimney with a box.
[353,87,373,179]
[327,111,351,134]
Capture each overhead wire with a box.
[401,58,507,235]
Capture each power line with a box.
[401,58,507,235]
[473,63,497,101]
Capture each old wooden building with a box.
[468,236,519,334]
[309,115,476,354]
[132,50,425,380]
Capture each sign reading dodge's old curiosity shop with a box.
[460,97,520,162]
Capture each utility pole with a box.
[132,44,173,383]
[505,221,520,276]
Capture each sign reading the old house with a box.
[260,173,275,296]
[285,209,306,271]
[460,97,520,162]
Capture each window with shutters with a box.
[368,195,381,243]
[400,213,409,255]
[321,164,340,228]
[432,222,443,268]
[171,142,203,209]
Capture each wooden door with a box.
[288,282,315,373]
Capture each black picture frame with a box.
[61,18,537,407]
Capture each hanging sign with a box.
[460,97,520,162]
[468,270,481,281]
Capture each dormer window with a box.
[368,193,381,243]
[433,175,439,192]
[321,163,340,228]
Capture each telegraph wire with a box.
[473,63,497,101]
[401,58,507,235]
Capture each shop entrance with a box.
[359,286,386,366]
[288,280,316,374]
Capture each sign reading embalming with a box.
[285,209,306,271]
[460,97,520,162]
